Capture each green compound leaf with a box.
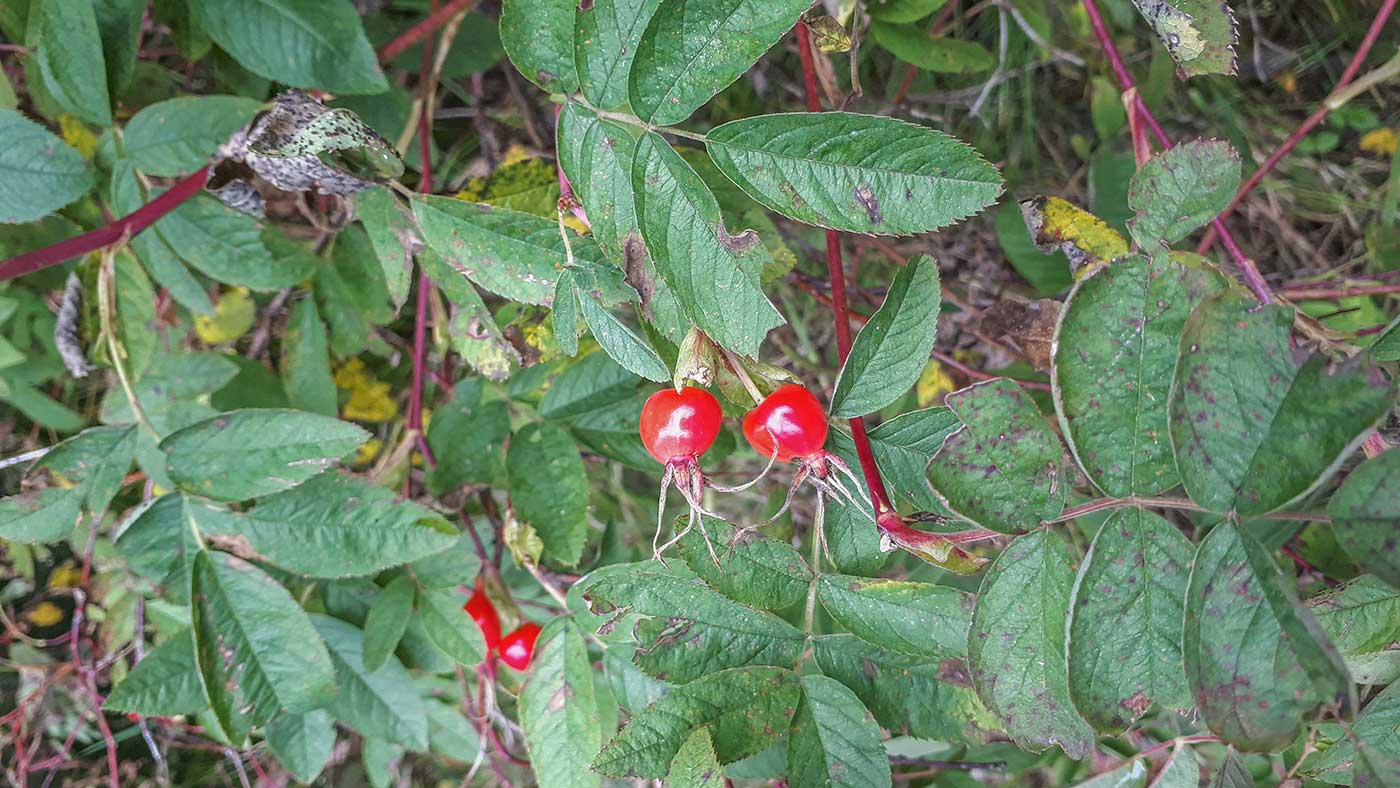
[816,574,972,659]
[867,20,995,74]
[362,573,416,673]
[311,615,429,751]
[265,710,336,785]
[1328,451,1400,589]
[191,550,338,745]
[593,666,800,778]
[582,568,805,683]
[280,296,337,417]
[1169,293,1395,515]
[1130,0,1238,78]
[1054,253,1227,497]
[631,132,783,356]
[1183,522,1356,752]
[190,0,387,94]
[355,186,418,309]
[520,620,605,788]
[812,634,998,742]
[508,422,590,567]
[676,516,812,610]
[104,632,207,718]
[1310,681,1400,785]
[830,255,942,418]
[123,96,263,177]
[968,530,1093,758]
[160,409,369,501]
[1127,140,1241,248]
[667,728,724,787]
[787,675,892,788]
[575,0,662,109]
[927,379,1067,533]
[500,0,580,94]
[628,0,812,126]
[1066,508,1194,734]
[415,587,489,667]
[578,292,670,382]
[707,113,1002,236]
[0,109,95,224]
[33,0,112,126]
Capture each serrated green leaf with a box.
[556,104,644,263]
[708,114,1000,236]
[1328,451,1400,589]
[628,0,810,125]
[677,516,811,610]
[311,615,429,751]
[508,422,590,567]
[104,631,207,717]
[569,391,657,470]
[425,379,508,494]
[811,634,996,741]
[788,674,891,788]
[817,574,971,659]
[500,0,579,93]
[554,270,581,357]
[1067,508,1193,733]
[927,379,1066,532]
[593,666,800,778]
[1311,681,1400,785]
[0,108,94,224]
[1310,575,1400,657]
[520,620,604,788]
[578,293,669,382]
[265,709,336,784]
[829,406,962,511]
[575,0,662,109]
[190,550,338,744]
[582,568,806,682]
[93,0,144,99]
[830,256,941,417]
[1130,0,1237,78]
[868,20,994,73]
[1170,293,1394,515]
[123,96,263,176]
[538,351,641,419]
[667,727,724,787]
[355,187,418,310]
[1054,253,1227,497]
[1127,140,1241,247]
[155,195,308,291]
[280,296,337,417]
[189,0,387,94]
[416,586,488,667]
[1183,522,1356,752]
[160,409,368,501]
[33,0,111,125]
[822,496,887,576]
[36,423,138,516]
[632,132,783,356]
[362,574,416,673]
[968,530,1093,758]
[1150,743,1203,788]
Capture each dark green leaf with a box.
[104,632,207,717]
[868,20,995,73]
[787,675,892,788]
[677,516,811,610]
[575,0,662,109]
[123,96,263,176]
[36,423,138,515]
[1183,522,1356,751]
[500,0,579,93]
[108,160,214,314]
[416,587,488,667]
[1126,140,1241,247]
[866,0,949,24]
[593,666,800,778]
[538,351,641,420]
[0,109,94,224]
[265,710,336,784]
[508,422,590,567]
[1310,575,1400,656]
[1150,743,1203,788]
[1067,508,1193,733]
[578,293,670,382]
[817,574,971,659]
[425,379,509,494]
[362,573,416,673]
[280,296,337,417]
[1311,681,1400,785]
[155,195,304,291]
[830,256,941,417]
[190,550,337,744]
[311,615,429,751]
[33,0,112,125]
[1170,293,1394,515]
[520,620,605,788]
[968,530,1093,758]
[556,104,642,260]
[1328,451,1400,589]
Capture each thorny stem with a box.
[796,20,896,520]
[1080,0,1273,305]
[1197,0,1399,255]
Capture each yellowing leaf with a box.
[806,15,852,53]
[1019,196,1129,275]
[47,559,82,589]
[1360,128,1397,157]
[504,515,544,568]
[25,601,64,627]
[333,356,369,389]
[194,287,255,344]
[59,114,98,160]
[342,378,397,422]
[499,144,532,168]
[354,437,383,466]
[916,359,957,407]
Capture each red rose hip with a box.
[639,386,723,465]
[742,384,829,463]
[499,622,542,671]
[464,584,501,653]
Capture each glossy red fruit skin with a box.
[464,587,502,653]
[499,622,542,671]
[639,386,723,465]
[742,384,829,463]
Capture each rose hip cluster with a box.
[638,383,869,562]
[465,581,540,671]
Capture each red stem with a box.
[376,0,477,62]
[0,165,210,281]
[408,1,442,469]
[1280,282,1400,300]
[890,1,961,106]
[797,21,896,517]
[1198,0,1398,255]
[1081,0,1273,304]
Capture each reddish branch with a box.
[376,0,478,62]
[1080,0,1274,304]
[1198,0,1399,255]
[1281,282,1400,300]
[407,2,442,470]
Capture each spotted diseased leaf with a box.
[1327,451,1400,589]
[816,574,972,659]
[1053,253,1227,497]
[1169,293,1395,515]
[582,568,805,683]
[508,422,591,567]
[190,549,338,745]
[1130,0,1238,78]
[556,104,643,263]
[592,666,800,778]
[787,675,892,788]
[520,620,604,788]
[829,256,942,418]
[1183,522,1356,752]
[1310,681,1400,786]
[667,728,724,787]
[1127,140,1241,248]
[247,104,403,183]
[968,530,1093,758]
[676,516,812,610]
[927,379,1067,533]
[631,132,783,356]
[0,109,96,224]
[706,113,1002,236]
[574,0,663,109]
[160,409,369,501]
[501,0,579,93]
[628,0,813,126]
[1067,508,1194,734]
[1020,196,1130,274]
